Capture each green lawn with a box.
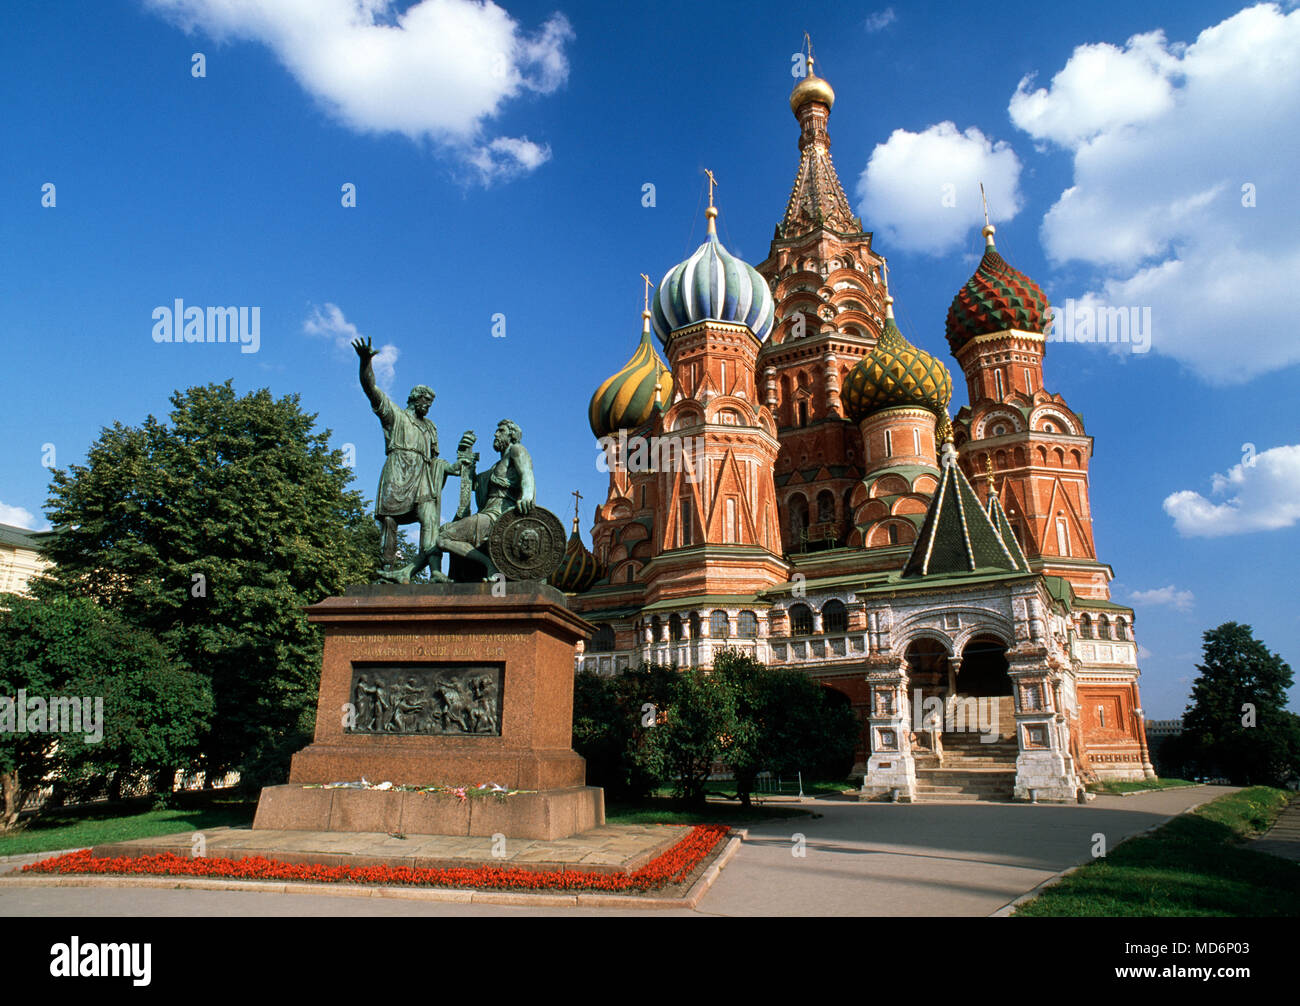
[0,792,257,858]
[1087,777,1196,795]
[1,789,798,857]
[652,779,853,800]
[1014,787,1300,916]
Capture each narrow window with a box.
[884,429,893,456]
[912,428,920,455]
[680,500,692,547]
[994,369,1005,399]
[1056,517,1069,556]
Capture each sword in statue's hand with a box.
[454,431,478,520]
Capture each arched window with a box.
[737,610,758,638]
[822,599,847,634]
[816,489,835,523]
[710,610,730,639]
[1099,615,1112,641]
[789,603,814,636]
[651,616,663,642]
[689,611,701,640]
[887,524,899,545]
[1115,618,1129,641]
[1079,614,1093,639]
[669,614,683,642]
[590,624,615,652]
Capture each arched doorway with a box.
[904,637,950,708]
[958,635,1012,696]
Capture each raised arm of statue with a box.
[351,337,386,415]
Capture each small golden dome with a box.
[790,69,835,114]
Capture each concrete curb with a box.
[0,829,746,912]
[988,797,1214,917]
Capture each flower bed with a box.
[22,824,731,894]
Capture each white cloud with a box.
[1163,444,1300,536]
[0,503,46,530]
[1011,4,1300,381]
[304,302,398,388]
[145,0,572,183]
[855,122,1023,256]
[863,8,896,32]
[1130,585,1196,612]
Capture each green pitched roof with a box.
[902,451,1022,578]
[986,492,1030,572]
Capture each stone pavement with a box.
[0,784,1229,916]
[87,822,680,874]
[1250,795,1300,862]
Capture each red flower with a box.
[21,825,730,894]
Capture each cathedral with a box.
[553,54,1154,801]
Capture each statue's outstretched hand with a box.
[518,494,534,515]
[352,337,379,361]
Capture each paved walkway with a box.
[1250,795,1300,862]
[0,785,1226,917]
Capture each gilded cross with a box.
[705,168,717,208]
[980,181,990,229]
[571,488,583,524]
[641,273,652,312]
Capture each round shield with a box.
[488,506,566,582]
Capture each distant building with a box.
[0,522,53,596]
[1144,719,1184,742]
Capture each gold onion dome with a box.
[842,297,953,423]
[790,62,835,114]
[945,224,1051,354]
[588,310,674,438]
[549,515,601,594]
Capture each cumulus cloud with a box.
[1163,444,1300,537]
[1129,585,1195,612]
[145,0,572,183]
[0,503,46,530]
[304,302,398,389]
[863,8,896,32]
[1010,4,1300,381]
[855,122,1023,256]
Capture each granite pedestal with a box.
[254,582,603,841]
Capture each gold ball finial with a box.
[790,34,835,114]
[982,223,996,247]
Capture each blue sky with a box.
[1,1,1297,717]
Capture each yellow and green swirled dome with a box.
[589,314,674,438]
[549,525,601,594]
[842,302,952,423]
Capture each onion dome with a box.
[651,206,775,344]
[946,225,1051,354]
[790,64,835,114]
[589,311,674,438]
[842,297,953,423]
[549,514,601,594]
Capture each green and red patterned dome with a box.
[549,519,601,594]
[945,225,1051,354]
[842,298,952,423]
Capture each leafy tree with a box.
[1176,622,1300,787]
[0,594,210,829]
[644,668,737,806]
[713,649,860,806]
[39,382,377,784]
[572,664,675,800]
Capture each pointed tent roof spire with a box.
[902,447,1025,578]
[986,490,1031,572]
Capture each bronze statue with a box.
[352,337,475,582]
[352,340,564,583]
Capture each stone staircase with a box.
[913,696,1018,802]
